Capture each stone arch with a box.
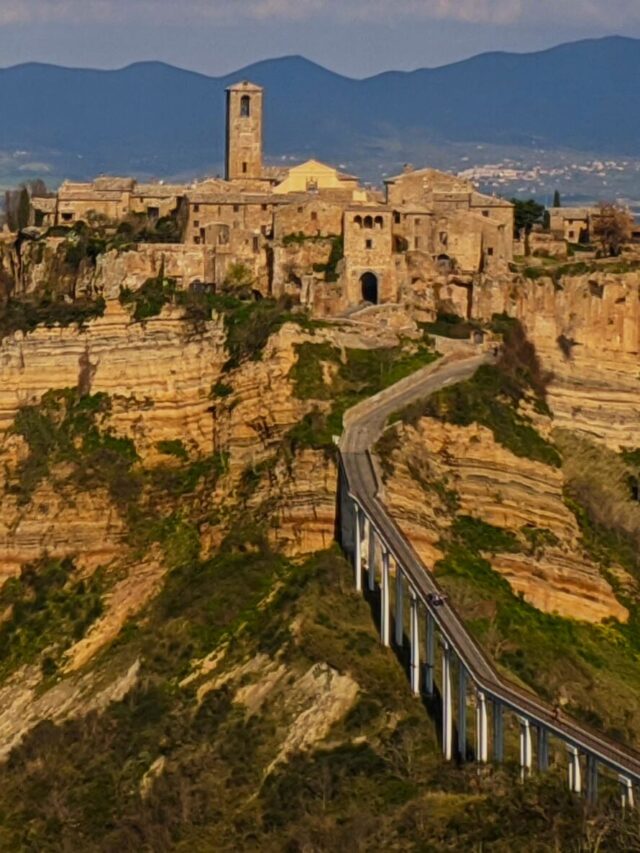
[374,215,383,229]
[354,215,363,228]
[360,271,378,304]
[363,215,373,229]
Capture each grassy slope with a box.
[0,311,635,849]
[385,320,640,748]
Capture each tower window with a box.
[194,204,200,212]
[233,204,240,213]
[365,239,373,249]
[242,162,248,174]
[240,95,251,117]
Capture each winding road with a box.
[339,349,640,786]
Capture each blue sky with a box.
[2,0,639,76]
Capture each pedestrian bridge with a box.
[338,351,640,807]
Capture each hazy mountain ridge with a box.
[2,36,640,186]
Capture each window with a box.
[233,205,240,213]
[311,211,318,221]
[147,206,159,218]
[414,237,421,249]
[194,204,200,213]
[261,204,268,211]
[365,239,373,249]
[568,230,575,239]
[298,206,303,213]
[242,162,248,174]
[194,236,201,245]
[487,247,494,256]
[415,218,421,226]
[482,210,489,217]
[61,212,74,222]
[240,95,251,117]
[394,212,401,224]
[364,216,373,229]
[194,220,200,228]
[253,236,259,253]
[374,216,383,229]
[354,215,363,228]
[439,231,448,247]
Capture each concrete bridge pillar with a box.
[353,502,362,592]
[586,754,598,804]
[519,718,533,780]
[363,514,371,578]
[409,589,420,696]
[457,664,467,761]
[567,745,582,794]
[476,690,488,764]
[619,775,635,810]
[537,727,549,772]
[368,524,376,592]
[424,612,435,697]
[380,549,390,647]
[442,640,453,761]
[395,568,404,648]
[493,700,504,763]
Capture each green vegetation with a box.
[311,235,344,282]
[11,389,138,505]
[435,515,640,744]
[0,556,105,679]
[523,258,640,283]
[510,197,546,238]
[396,318,560,467]
[156,439,189,461]
[119,273,177,322]
[287,335,439,453]
[0,541,622,850]
[211,380,233,399]
[420,312,480,340]
[0,295,106,341]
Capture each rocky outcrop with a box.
[382,418,628,623]
[0,298,226,455]
[474,272,640,450]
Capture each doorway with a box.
[360,271,378,304]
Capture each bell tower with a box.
[225,80,264,181]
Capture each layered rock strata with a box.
[382,418,628,624]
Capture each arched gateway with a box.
[360,272,378,304]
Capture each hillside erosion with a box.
[381,417,627,624]
[474,272,640,450]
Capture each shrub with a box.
[119,275,177,322]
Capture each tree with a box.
[552,190,561,208]
[510,198,546,238]
[592,202,633,256]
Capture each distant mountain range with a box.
[2,36,640,188]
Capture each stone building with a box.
[549,207,593,243]
[27,79,517,317]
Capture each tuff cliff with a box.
[474,271,640,450]
[0,258,638,847]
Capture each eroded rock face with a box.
[0,299,226,454]
[474,273,640,450]
[382,418,628,624]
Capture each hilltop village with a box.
[24,80,519,317]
